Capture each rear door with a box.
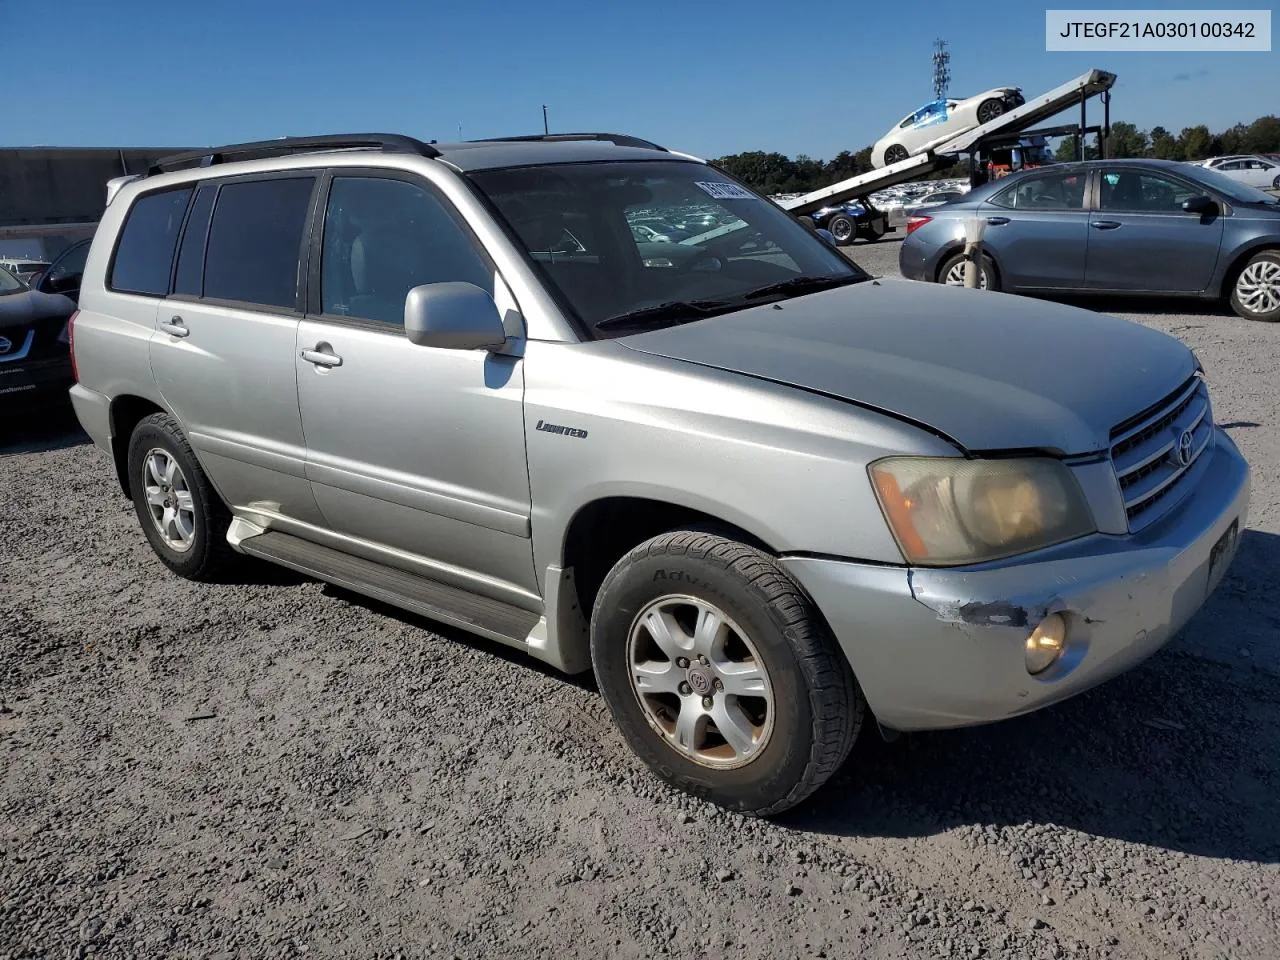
[977,169,1090,289]
[1082,167,1224,293]
[149,173,326,525]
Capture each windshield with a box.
[0,265,25,294]
[1191,164,1279,204]
[468,160,866,336]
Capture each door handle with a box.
[985,216,1010,226]
[300,345,343,368]
[158,315,189,338]
[1091,220,1122,230]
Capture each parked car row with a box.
[899,158,1280,321]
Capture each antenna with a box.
[542,104,549,135]
[932,38,951,101]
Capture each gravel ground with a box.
[3,247,1278,959]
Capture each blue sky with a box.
[5,0,1275,160]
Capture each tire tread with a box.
[598,528,862,815]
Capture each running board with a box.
[237,530,541,646]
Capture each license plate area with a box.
[1206,518,1239,598]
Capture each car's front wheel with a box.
[939,250,1000,291]
[1230,250,1280,322]
[127,413,236,581]
[826,214,856,246]
[590,529,863,816]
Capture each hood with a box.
[0,289,75,329]
[620,280,1196,455]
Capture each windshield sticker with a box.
[695,181,758,201]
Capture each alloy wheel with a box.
[626,595,774,769]
[142,448,196,552]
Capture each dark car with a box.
[899,159,1280,321]
[810,200,888,246]
[0,239,90,405]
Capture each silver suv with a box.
[68,133,1250,815]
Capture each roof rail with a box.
[474,132,668,152]
[146,134,441,176]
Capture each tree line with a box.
[711,114,1280,196]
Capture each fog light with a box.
[1024,614,1067,675]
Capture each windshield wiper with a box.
[595,299,732,331]
[740,274,864,302]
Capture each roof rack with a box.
[473,132,668,152]
[146,134,441,176]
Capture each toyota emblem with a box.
[0,336,11,354]
[1176,429,1195,467]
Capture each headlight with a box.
[869,457,1096,565]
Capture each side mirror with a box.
[403,282,507,350]
[1182,195,1217,216]
[815,228,837,247]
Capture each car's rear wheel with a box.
[883,144,910,166]
[826,214,856,245]
[1272,173,1280,190]
[940,250,999,291]
[590,529,862,816]
[127,413,236,581]
[976,98,1005,124]
[1230,250,1280,322]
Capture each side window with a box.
[203,177,315,309]
[320,176,493,326]
[109,188,193,296]
[1099,171,1198,213]
[1218,160,1243,171]
[173,184,217,296]
[989,172,1085,211]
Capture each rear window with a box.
[202,177,315,309]
[109,188,193,296]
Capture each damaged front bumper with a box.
[780,428,1250,731]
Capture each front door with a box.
[1083,168,1225,293]
[150,175,325,525]
[977,169,1090,289]
[295,171,537,600]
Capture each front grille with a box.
[1109,375,1213,531]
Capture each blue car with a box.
[898,158,1280,322]
[810,200,888,246]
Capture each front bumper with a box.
[781,428,1250,731]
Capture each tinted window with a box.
[320,176,492,326]
[109,188,193,295]
[174,184,217,296]
[989,172,1085,211]
[1099,171,1199,213]
[204,177,315,309]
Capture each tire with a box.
[1229,250,1280,322]
[1272,174,1280,191]
[939,250,1000,291]
[826,214,855,246]
[127,412,236,581]
[976,98,1005,124]
[883,144,909,166]
[590,529,863,816]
